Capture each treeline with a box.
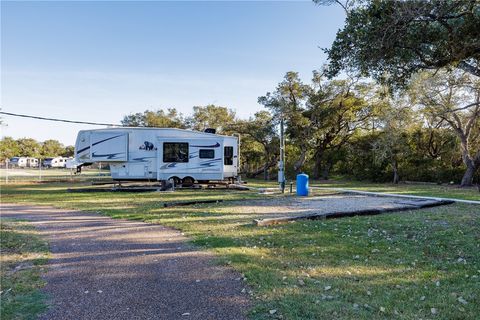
[4,1,478,186]
[0,137,74,160]
[2,69,477,186]
[122,69,480,187]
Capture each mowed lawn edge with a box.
[0,219,50,320]
[1,182,479,319]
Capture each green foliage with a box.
[259,72,312,174]
[0,137,74,161]
[121,108,186,128]
[62,145,75,157]
[121,105,237,134]
[253,68,480,185]
[322,0,480,87]
[307,76,375,179]
[409,70,480,186]
[337,128,471,184]
[0,137,20,162]
[259,72,377,178]
[336,132,390,182]
[188,105,236,133]
[233,111,279,179]
[41,139,65,157]
[16,138,42,159]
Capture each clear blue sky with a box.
[1,1,345,145]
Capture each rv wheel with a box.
[171,177,181,186]
[182,176,194,187]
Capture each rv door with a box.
[223,137,238,178]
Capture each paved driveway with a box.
[1,203,250,320]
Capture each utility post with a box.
[278,117,286,193]
[5,159,9,184]
[38,158,42,182]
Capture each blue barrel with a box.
[296,173,309,196]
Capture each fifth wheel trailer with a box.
[43,157,69,168]
[75,127,239,184]
[9,157,39,168]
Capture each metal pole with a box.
[233,133,241,183]
[5,160,9,184]
[39,158,42,182]
[279,117,286,193]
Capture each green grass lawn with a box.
[0,219,49,320]
[1,181,479,319]
[310,180,480,201]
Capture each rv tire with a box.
[182,176,195,187]
[171,177,181,186]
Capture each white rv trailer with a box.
[43,157,69,168]
[9,157,39,168]
[74,127,239,184]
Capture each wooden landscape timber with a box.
[163,199,224,207]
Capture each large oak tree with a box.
[317,0,480,87]
[410,70,480,186]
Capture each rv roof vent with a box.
[204,128,216,134]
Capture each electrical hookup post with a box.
[278,117,286,193]
[5,159,9,184]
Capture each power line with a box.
[0,111,121,127]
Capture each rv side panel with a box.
[76,131,129,162]
[156,137,224,181]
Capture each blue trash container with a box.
[296,173,309,196]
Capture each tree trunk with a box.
[251,160,277,179]
[460,160,476,187]
[312,151,323,179]
[321,161,332,180]
[293,148,307,173]
[251,164,267,178]
[459,137,477,187]
[263,162,269,180]
[392,159,400,184]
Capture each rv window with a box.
[163,143,189,163]
[224,146,234,165]
[199,149,215,159]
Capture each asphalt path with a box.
[1,203,250,320]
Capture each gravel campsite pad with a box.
[222,194,453,225]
